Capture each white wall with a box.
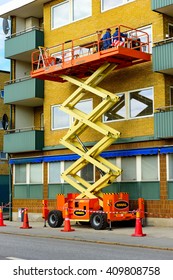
[15,105,34,129]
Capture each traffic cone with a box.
[61,205,75,232]
[0,206,6,227]
[132,209,146,237]
[20,208,32,229]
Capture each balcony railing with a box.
[4,127,44,153]
[5,26,44,60]
[154,106,173,138]
[152,38,173,75]
[152,0,173,16]
[4,77,44,106]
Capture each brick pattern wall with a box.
[0,71,10,175]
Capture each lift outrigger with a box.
[31,25,151,229]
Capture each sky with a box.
[0,0,12,71]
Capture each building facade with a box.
[0,70,10,209]
[1,0,173,225]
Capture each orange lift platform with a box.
[31,25,151,230]
[31,25,151,82]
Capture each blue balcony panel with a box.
[152,0,173,16]
[154,110,173,138]
[5,28,44,61]
[153,42,173,75]
[4,130,44,153]
[4,78,44,106]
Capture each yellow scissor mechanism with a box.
[59,62,122,207]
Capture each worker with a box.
[101,28,112,50]
[112,27,127,47]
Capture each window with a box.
[52,99,93,130]
[121,157,136,181]
[0,90,4,98]
[15,164,27,184]
[104,93,126,121]
[104,87,153,122]
[0,152,7,160]
[30,163,43,184]
[141,155,158,181]
[101,0,134,12]
[130,88,153,118]
[14,163,43,184]
[52,105,70,130]
[170,87,173,106]
[139,26,152,54]
[48,160,94,183]
[168,23,173,38]
[168,154,173,180]
[49,162,61,183]
[52,0,91,29]
[81,163,94,182]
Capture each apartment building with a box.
[1,0,173,225]
[0,70,10,208]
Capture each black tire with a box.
[90,212,108,230]
[48,210,63,228]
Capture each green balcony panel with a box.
[4,78,44,106]
[154,111,173,138]
[5,29,44,60]
[153,43,173,74]
[4,130,44,153]
[152,0,173,16]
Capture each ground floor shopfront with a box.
[9,139,173,226]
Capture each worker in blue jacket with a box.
[113,27,127,42]
[101,28,112,50]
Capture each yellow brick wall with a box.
[0,71,10,174]
[42,0,166,146]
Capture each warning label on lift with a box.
[114,200,129,210]
[74,210,86,217]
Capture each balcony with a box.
[154,107,173,138]
[4,77,44,106]
[152,39,173,75]
[152,0,173,16]
[3,128,44,153]
[5,27,44,61]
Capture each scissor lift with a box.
[31,25,151,229]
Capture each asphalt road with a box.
[0,233,173,260]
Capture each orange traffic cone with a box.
[20,208,32,229]
[61,204,75,232]
[0,207,6,227]
[132,209,146,237]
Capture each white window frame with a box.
[51,99,93,130]
[0,152,8,160]
[167,154,173,181]
[0,90,4,98]
[51,105,70,130]
[48,161,95,184]
[48,161,62,184]
[129,87,154,119]
[109,155,159,182]
[101,0,134,12]
[51,0,92,29]
[14,163,43,185]
[103,87,154,123]
[141,155,159,182]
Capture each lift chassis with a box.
[47,192,145,230]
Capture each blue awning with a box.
[101,147,159,157]
[9,147,159,164]
[160,147,173,154]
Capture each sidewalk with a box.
[0,220,173,251]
